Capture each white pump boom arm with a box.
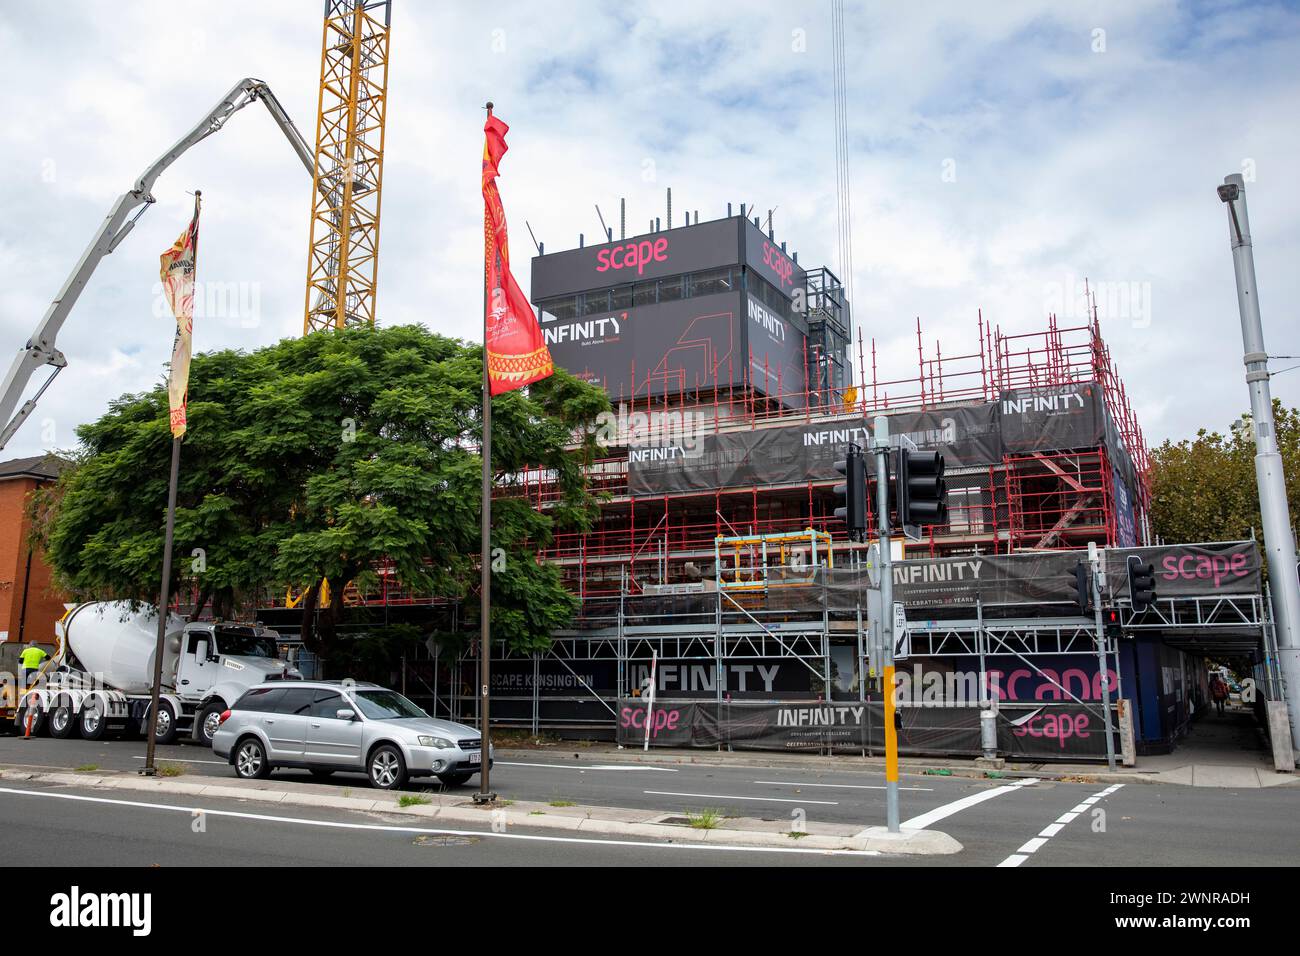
[0,77,315,450]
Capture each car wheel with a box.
[152,701,178,745]
[79,700,110,740]
[234,737,271,780]
[367,744,408,790]
[309,768,335,779]
[49,699,79,739]
[437,771,475,787]
[195,700,225,747]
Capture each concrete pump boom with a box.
[0,77,315,451]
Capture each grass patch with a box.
[74,764,98,772]
[157,763,185,777]
[397,794,432,808]
[686,808,723,830]
[788,830,809,839]
[548,799,576,807]
[529,810,545,816]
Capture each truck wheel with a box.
[80,701,110,740]
[195,700,225,747]
[234,737,271,780]
[49,699,80,739]
[152,701,179,745]
[367,744,408,790]
[17,707,47,737]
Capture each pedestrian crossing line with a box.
[995,784,1125,868]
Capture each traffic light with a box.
[833,446,867,540]
[1127,554,1157,613]
[1104,608,1125,640]
[896,450,947,526]
[1073,562,1092,614]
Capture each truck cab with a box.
[174,623,302,746]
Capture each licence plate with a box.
[466,751,481,764]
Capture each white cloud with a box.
[2,0,1299,463]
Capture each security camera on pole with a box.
[1217,173,1300,756]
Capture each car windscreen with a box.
[351,689,429,720]
[215,629,279,659]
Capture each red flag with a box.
[482,110,553,394]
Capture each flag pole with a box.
[142,189,200,776]
[476,103,497,804]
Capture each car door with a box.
[262,686,314,761]
[304,689,364,767]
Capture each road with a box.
[2,734,1297,866]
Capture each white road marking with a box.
[644,790,838,806]
[995,784,1124,867]
[131,755,227,766]
[498,761,678,773]
[0,785,877,857]
[890,778,1039,832]
[752,780,934,792]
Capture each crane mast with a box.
[303,0,392,335]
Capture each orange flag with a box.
[159,194,201,438]
[482,110,553,394]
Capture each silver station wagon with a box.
[212,680,491,789]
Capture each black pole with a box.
[141,434,181,775]
[142,189,198,776]
[476,101,496,804]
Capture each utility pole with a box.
[1218,173,1300,751]
[871,416,900,833]
[1087,542,1117,771]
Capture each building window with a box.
[688,267,733,298]
[539,296,577,323]
[610,284,633,311]
[633,280,657,307]
[658,275,685,303]
[580,290,610,316]
[947,486,985,534]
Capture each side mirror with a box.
[193,639,209,661]
[336,708,356,721]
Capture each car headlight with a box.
[418,736,453,749]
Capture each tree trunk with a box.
[300,581,321,654]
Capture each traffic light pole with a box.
[1087,544,1117,771]
[871,416,900,833]
[1219,173,1300,752]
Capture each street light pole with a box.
[1218,173,1300,751]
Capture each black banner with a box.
[628,385,1101,495]
[616,698,1115,759]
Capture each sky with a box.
[1,0,1298,462]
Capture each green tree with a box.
[36,324,608,660]
[1149,400,1300,546]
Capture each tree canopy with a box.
[36,324,609,659]
[1149,400,1300,547]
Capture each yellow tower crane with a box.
[303,0,392,334]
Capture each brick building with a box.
[0,455,67,646]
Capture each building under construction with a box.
[260,210,1278,762]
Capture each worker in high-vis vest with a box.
[19,641,47,689]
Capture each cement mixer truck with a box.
[12,601,299,746]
